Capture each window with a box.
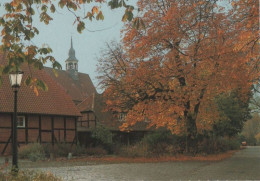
[69,63,73,69]
[17,116,25,128]
[118,113,127,122]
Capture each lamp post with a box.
[9,71,23,171]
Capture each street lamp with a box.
[9,71,23,171]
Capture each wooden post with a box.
[74,117,78,145]
[87,113,89,128]
[51,117,54,146]
[58,130,60,142]
[64,117,66,142]
[38,115,42,143]
[25,115,28,144]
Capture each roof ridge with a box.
[44,66,90,76]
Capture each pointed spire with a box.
[71,36,73,48]
[68,37,76,59]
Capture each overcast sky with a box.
[0,1,138,90]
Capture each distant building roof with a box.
[44,67,97,104]
[77,93,150,131]
[0,53,81,117]
[77,93,113,121]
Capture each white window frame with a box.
[118,113,127,122]
[17,116,25,128]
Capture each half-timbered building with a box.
[0,53,81,155]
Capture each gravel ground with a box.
[1,146,259,180]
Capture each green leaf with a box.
[133,18,137,27]
[36,79,48,91]
[96,11,104,21]
[38,48,49,55]
[122,14,127,22]
[29,31,35,38]
[5,3,13,12]
[53,61,62,70]
[127,5,134,11]
[0,18,5,25]
[58,1,65,8]
[120,0,126,7]
[126,11,133,21]
[52,68,58,77]
[41,5,47,12]
[50,4,56,13]
[25,76,32,86]
[33,27,39,35]
[108,0,119,9]
[34,61,43,70]
[84,12,93,21]
[77,21,85,33]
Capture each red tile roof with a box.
[77,93,113,120]
[0,53,81,117]
[44,67,96,103]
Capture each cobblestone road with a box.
[31,146,260,180]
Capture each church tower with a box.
[65,37,79,80]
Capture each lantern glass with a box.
[9,71,24,88]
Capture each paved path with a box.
[30,146,260,180]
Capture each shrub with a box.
[142,131,181,156]
[223,137,240,150]
[72,144,87,156]
[42,144,52,158]
[119,143,149,157]
[0,170,62,181]
[19,143,45,161]
[198,136,241,154]
[165,144,180,155]
[85,146,107,156]
[91,123,113,153]
[43,143,87,158]
[53,142,72,157]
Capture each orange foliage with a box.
[99,0,259,137]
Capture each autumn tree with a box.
[0,0,137,91]
[98,0,259,152]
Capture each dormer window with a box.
[119,113,127,122]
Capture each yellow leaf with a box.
[33,86,39,96]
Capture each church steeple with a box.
[65,37,79,80]
[68,37,76,59]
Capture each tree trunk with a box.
[185,113,198,154]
